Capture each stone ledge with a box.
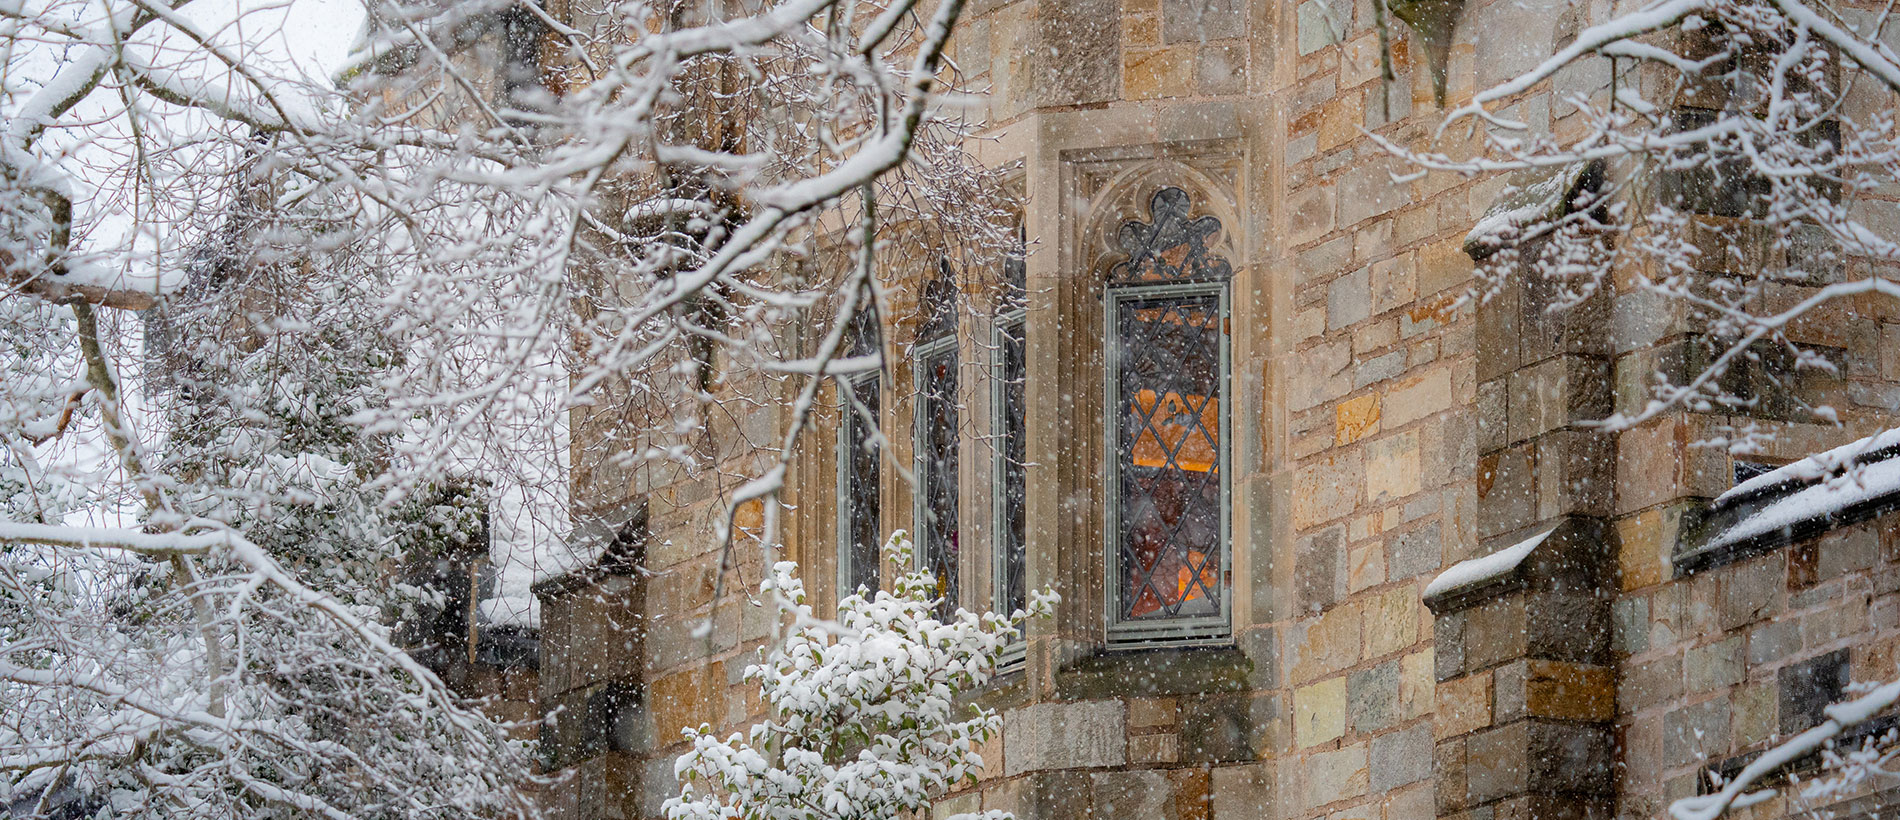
[1424,516,1612,616]
[1054,645,1252,700]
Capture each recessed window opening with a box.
[1105,187,1232,645]
[838,306,883,596]
[915,269,961,618]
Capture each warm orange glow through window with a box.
[1129,389,1219,472]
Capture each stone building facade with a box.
[455,0,1900,819]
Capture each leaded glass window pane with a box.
[915,338,959,617]
[841,372,881,594]
[1105,186,1230,641]
[993,313,1027,620]
[1113,292,1223,625]
[839,305,883,595]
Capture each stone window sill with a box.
[1052,644,1250,700]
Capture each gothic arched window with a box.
[837,303,883,595]
[1105,187,1231,643]
[992,227,1029,636]
[913,265,961,617]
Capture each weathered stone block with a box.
[1022,771,1096,820]
[1347,543,1387,593]
[1290,186,1338,246]
[933,791,981,820]
[1295,0,1341,54]
[1339,160,1415,226]
[1370,253,1417,316]
[1303,742,1370,810]
[1354,350,1407,389]
[1465,721,1528,803]
[1197,43,1246,94]
[1290,602,1364,684]
[1210,763,1274,820]
[1663,698,1731,768]
[1349,660,1400,734]
[1329,267,1372,330]
[1464,596,1528,670]
[1435,736,1468,813]
[1400,650,1435,719]
[1182,693,1266,763]
[1747,619,1801,666]
[1004,700,1129,774]
[1526,590,1611,664]
[1384,368,1454,429]
[1719,558,1783,630]
[1685,636,1743,692]
[1093,770,1175,820]
[1477,445,1536,539]
[1297,526,1346,613]
[1161,0,1244,43]
[1435,671,1492,740]
[1619,652,1683,712]
[1364,584,1421,658]
[1294,676,1348,748]
[1612,595,1649,654]
[1390,521,1443,580]
[1733,680,1777,747]
[1433,609,1466,681]
[1366,431,1423,504]
[1294,451,1364,528]
[1370,723,1433,792]
[1033,0,1120,106]
[1534,429,1616,520]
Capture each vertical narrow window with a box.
[993,237,1028,626]
[1106,187,1232,643]
[915,270,960,616]
[838,308,882,595]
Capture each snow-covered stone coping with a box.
[1716,428,1900,505]
[1462,161,1597,259]
[1699,450,1900,556]
[1424,526,1557,603]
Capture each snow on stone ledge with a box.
[1463,162,1596,259]
[1716,428,1900,505]
[1702,455,1900,554]
[1424,526,1557,601]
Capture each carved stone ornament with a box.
[1108,187,1233,284]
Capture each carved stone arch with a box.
[1081,160,1240,283]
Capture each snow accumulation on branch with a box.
[1423,526,1555,601]
[0,519,233,555]
[1672,675,1900,820]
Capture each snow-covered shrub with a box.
[666,531,1054,820]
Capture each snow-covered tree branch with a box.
[666,532,1054,820]
[3,0,1014,814]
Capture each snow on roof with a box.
[1701,451,1900,554]
[1424,526,1556,600]
[478,595,541,630]
[1716,428,1900,505]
